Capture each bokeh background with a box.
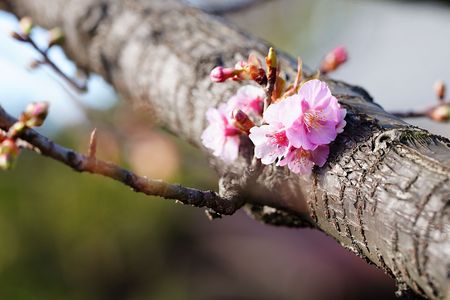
[0,0,449,299]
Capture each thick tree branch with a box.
[1,0,449,299]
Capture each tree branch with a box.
[0,105,243,215]
[1,0,449,299]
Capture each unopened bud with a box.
[48,27,64,47]
[0,139,20,170]
[232,109,254,134]
[430,105,450,122]
[19,16,33,36]
[434,80,446,101]
[210,66,235,83]
[23,101,49,127]
[266,47,277,69]
[320,46,348,74]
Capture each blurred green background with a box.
[1,0,449,299]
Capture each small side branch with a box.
[26,36,88,92]
[0,106,242,215]
[11,18,87,93]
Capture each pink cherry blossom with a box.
[286,79,346,150]
[278,145,329,175]
[249,96,301,164]
[201,104,240,163]
[227,85,265,116]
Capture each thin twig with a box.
[390,110,428,119]
[0,105,242,215]
[26,37,87,92]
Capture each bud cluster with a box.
[0,102,49,170]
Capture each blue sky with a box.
[0,11,117,131]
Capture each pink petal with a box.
[307,121,338,145]
[201,124,225,157]
[311,145,330,167]
[222,136,240,162]
[282,149,314,175]
[286,123,317,150]
[299,79,332,108]
[264,95,301,127]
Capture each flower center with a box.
[295,148,311,160]
[268,131,288,147]
[304,111,325,130]
[224,126,240,136]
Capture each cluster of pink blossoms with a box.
[201,85,264,162]
[249,80,346,174]
[202,48,347,175]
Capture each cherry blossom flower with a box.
[249,96,301,164]
[278,145,329,175]
[227,85,265,116]
[201,104,240,163]
[286,79,346,150]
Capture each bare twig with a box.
[25,36,88,92]
[0,105,243,215]
[390,100,450,122]
[390,110,429,119]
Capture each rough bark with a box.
[1,0,449,298]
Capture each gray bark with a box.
[1,0,449,298]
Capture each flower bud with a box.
[320,46,348,74]
[266,47,277,69]
[430,105,450,122]
[210,66,235,83]
[48,27,64,47]
[19,16,33,36]
[434,80,446,101]
[232,109,254,134]
[23,101,49,127]
[8,122,26,138]
[0,139,20,170]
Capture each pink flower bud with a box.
[23,101,49,127]
[0,138,20,170]
[210,66,235,83]
[320,46,348,74]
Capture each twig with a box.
[0,105,242,215]
[390,110,428,119]
[389,100,450,121]
[25,36,87,92]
